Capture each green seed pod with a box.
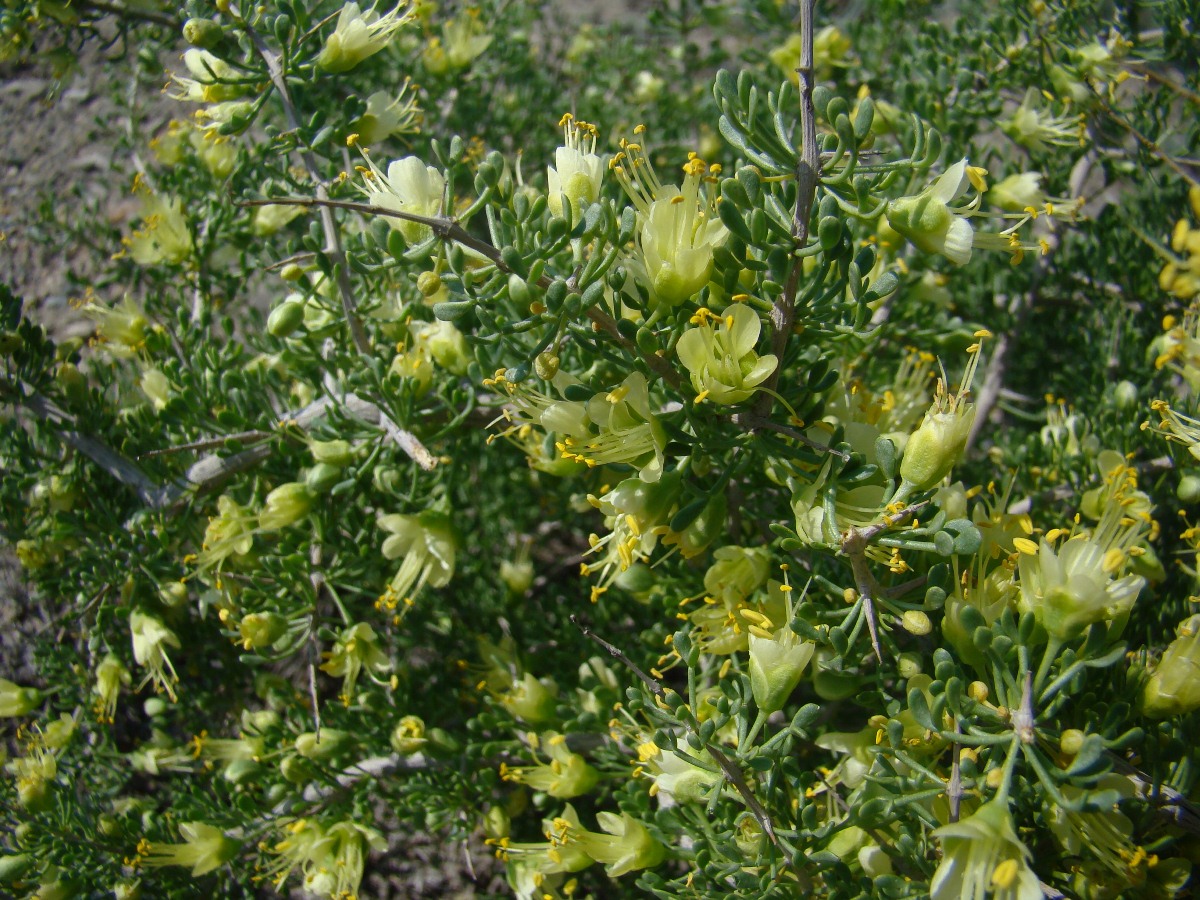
[222,758,260,785]
[309,439,353,467]
[295,728,351,760]
[0,853,32,883]
[279,754,314,784]
[1178,475,1200,505]
[305,462,342,494]
[267,301,305,338]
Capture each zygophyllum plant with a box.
[2,0,1200,897]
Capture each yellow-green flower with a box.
[319,622,391,701]
[553,804,666,878]
[237,612,287,650]
[498,672,559,724]
[390,715,427,754]
[353,82,422,145]
[989,172,1045,212]
[1001,88,1086,153]
[641,739,720,804]
[192,494,255,578]
[140,822,240,876]
[422,7,492,72]
[611,133,727,307]
[1016,535,1144,639]
[130,611,180,701]
[251,202,305,237]
[930,799,1041,900]
[887,160,979,266]
[92,654,130,723]
[139,367,172,412]
[170,49,247,104]
[501,732,599,799]
[123,192,193,267]
[1016,458,1149,640]
[769,25,852,83]
[745,604,816,714]
[0,678,42,717]
[677,304,777,404]
[316,2,413,73]
[548,114,604,218]
[378,510,457,611]
[552,373,668,482]
[360,153,445,244]
[258,482,314,531]
[82,295,149,356]
[442,7,492,68]
[262,818,384,898]
[897,331,990,496]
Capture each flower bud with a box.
[0,678,42,717]
[897,652,923,679]
[258,483,313,530]
[252,204,304,237]
[499,557,534,596]
[222,758,260,785]
[900,406,976,492]
[1059,729,1085,756]
[534,351,559,380]
[901,610,933,635]
[499,673,558,724]
[747,615,816,714]
[482,806,510,840]
[859,843,893,878]
[144,697,169,717]
[390,715,427,754]
[507,273,531,308]
[1178,475,1200,505]
[238,612,287,650]
[1142,615,1200,718]
[183,18,223,48]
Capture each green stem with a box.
[993,734,1021,805]
[744,709,769,749]
[1033,636,1063,697]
